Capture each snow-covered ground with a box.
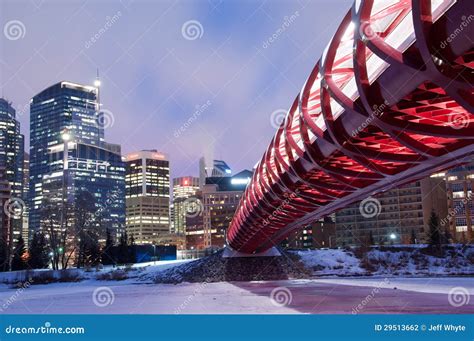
[293,245,474,277]
[0,246,472,314]
[0,259,191,284]
[311,277,474,294]
[0,277,472,314]
[294,249,366,276]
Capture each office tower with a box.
[22,153,29,200]
[22,153,29,245]
[0,99,25,243]
[184,191,205,250]
[335,176,448,246]
[0,166,11,245]
[172,176,199,235]
[42,142,126,237]
[169,203,174,233]
[29,81,125,244]
[443,163,474,242]
[199,157,231,188]
[190,170,252,250]
[0,99,24,197]
[125,150,170,244]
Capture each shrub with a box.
[57,270,81,282]
[97,270,128,281]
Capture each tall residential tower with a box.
[125,150,170,244]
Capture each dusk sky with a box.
[1,0,352,179]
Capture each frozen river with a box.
[0,277,472,314]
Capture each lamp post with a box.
[389,233,397,245]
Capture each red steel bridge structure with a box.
[227,0,474,253]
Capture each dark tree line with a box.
[0,228,138,272]
[0,233,50,271]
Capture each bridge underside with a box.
[227,0,474,253]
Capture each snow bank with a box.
[294,249,365,276]
[293,245,474,277]
[365,245,474,276]
[0,259,191,284]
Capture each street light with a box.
[61,131,71,142]
[94,79,101,88]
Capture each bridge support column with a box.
[222,246,281,258]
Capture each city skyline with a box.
[0,0,353,179]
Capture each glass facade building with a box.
[29,81,125,241]
[0,98,25,243]
[0,99,24,198]
[125,150,170,244]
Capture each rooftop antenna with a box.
[94,68,101,113]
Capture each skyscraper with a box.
[29,81,125,243]
[172,176,199,235]
[0,99,24,197]
[0,166,11,247]
[22,153,29,245]
[0,99,25,243]
[125,150,170,244]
